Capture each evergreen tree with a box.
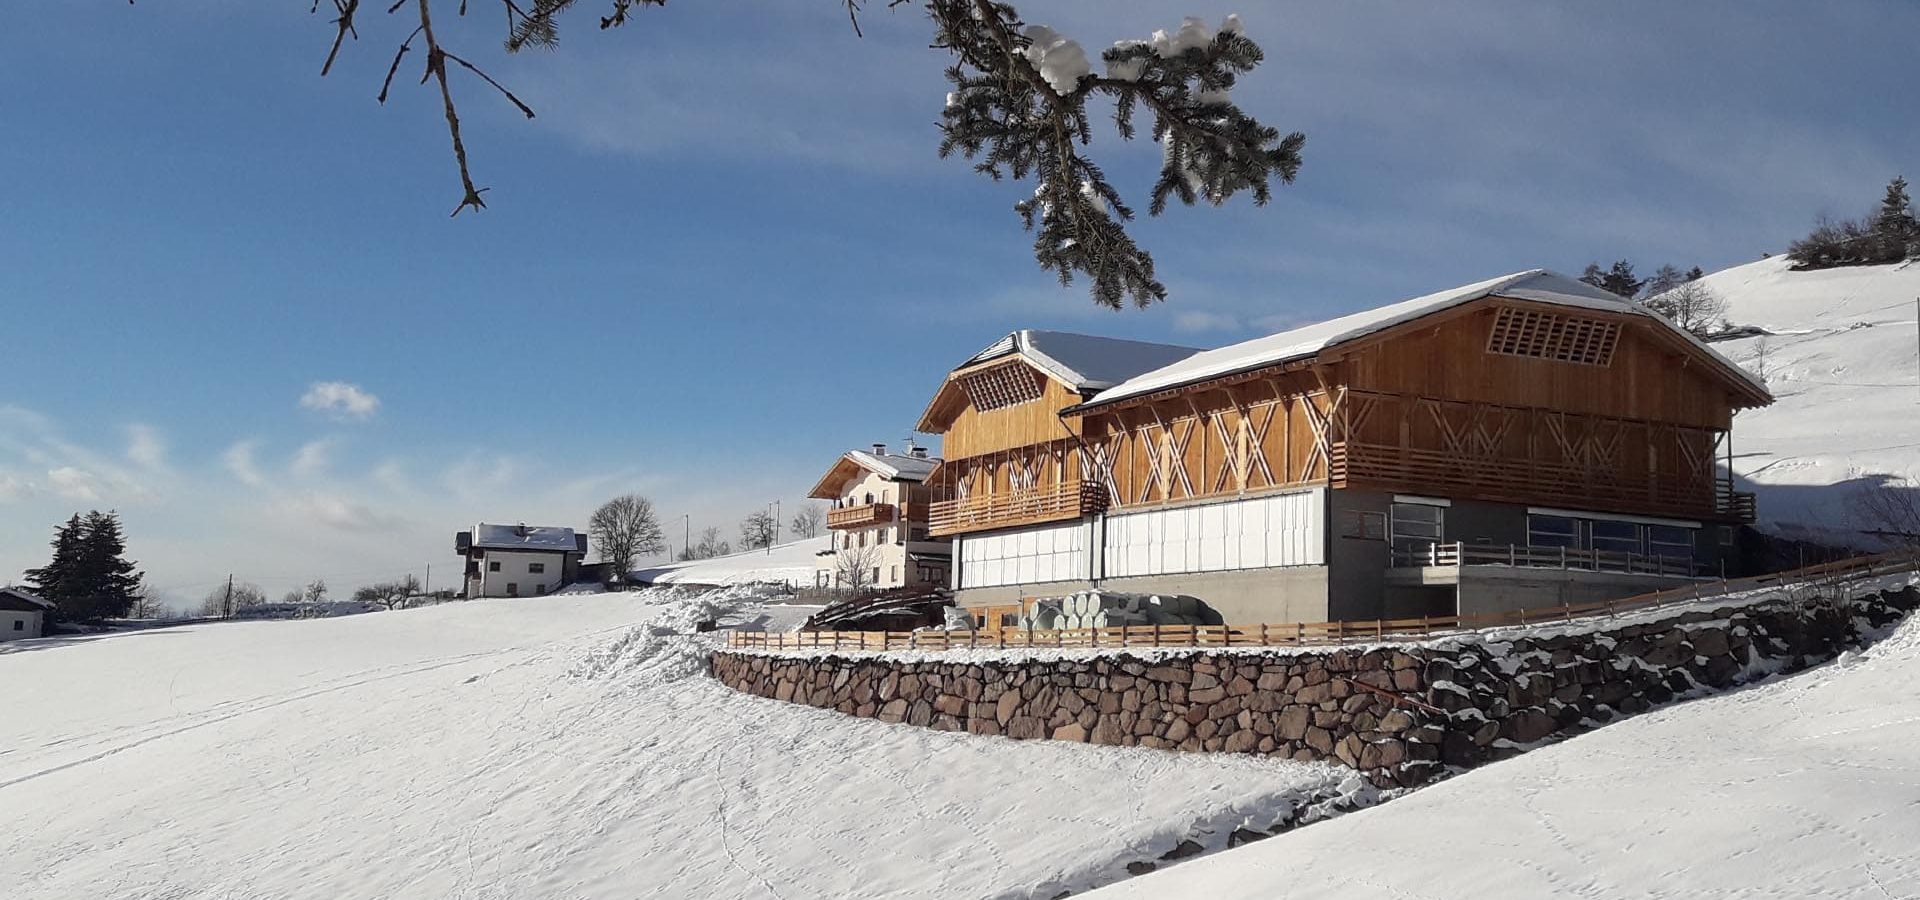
[1579,263,1608,290]
[1872,176,1918,259]
[22,511,145,621]
[1685,266,1705,281]
[1600,260,1644,298]
[1644,264,1686,298]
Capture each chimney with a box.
[872,442,887,456]
[911,446,929,459]
[515,522,529,537]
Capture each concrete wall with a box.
[1450,568,1697,617]
[472,549,569,597]
[0,609,43,640]
[714,583,1919,788]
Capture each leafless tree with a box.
[790,504,826,539]
[129,589,164,620]
[834,543,881,593]
[740,511,778,550]
[677,526,731,560]
[202,581,267,618]
[353,575,424,611]
[1748,337,1773,384]
[1851,476,1920,549]
[1643,281,1729,337]
[590,494,667,583]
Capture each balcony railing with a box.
[827,503,896,530]
[928,481,1107,537]
[1391,542,1696,577]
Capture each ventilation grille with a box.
[959,362,1043,412]
[1486,307,1620,366]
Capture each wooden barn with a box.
[917,271,1772,623]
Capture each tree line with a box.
[587,494,829,579]
[1786,176,1919,270]
[1576,259,1728,337]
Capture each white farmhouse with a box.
[455,523,587,598]
[0,587,52,640]
[808,443,951,592]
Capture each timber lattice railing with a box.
[725,550,1920,653]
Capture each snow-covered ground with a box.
[1704,256,1920,538]
[629,536,828,587]
[0,587,1371,900]
[1093,587,1920,899]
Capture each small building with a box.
[917,272,1772,624]
[808,443,953,591]
[455,523,587,598]
[0,587,52,639]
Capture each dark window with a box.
[535,584,548,596]
[1390,502,1444,557]
[528,562,546,574]
[1527,514,1580,549]
[11,620,21,631]
[1590,520,1641,556]
[1647,525,1694,561]
[1719,525,1736,547]
[506,583,519,597]
[1341,510,1388,540]
[488,561,501,572]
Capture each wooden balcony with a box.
[827,503,896,530]
[929,481,1108,537]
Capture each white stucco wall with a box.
[954,519,1094,590]
[1,609,44,640]
[816,470,948,589]
[1103,488,1326,579]
[471,549,569,598]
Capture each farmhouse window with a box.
[506,583,518,596]
[1340,510,1387,540]
[488,561,502,572]
[1389,502,1444,557]
[1589,520,1641,555]
[528,562,546,574]
[1527,514,1580,549]
[11,620,20,631]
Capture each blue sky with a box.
[1,1,1914,606]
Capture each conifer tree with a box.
[1580,260,1644,298]
[22,515,84,617]
[22,511,145,621]
[287,1,1305,309]
[1872,175,1918,259]
[1644,264,1686,298]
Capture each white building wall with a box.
[955,520,1092,590]
[474,549,568,598]
[1,609,44,640]
[1102,488,1325,579]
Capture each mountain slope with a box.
[1698,256,1920,540]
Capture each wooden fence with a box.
[725,550,1920,653]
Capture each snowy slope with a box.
[0,588,1368,900]
[1702,256,1920,537]
[629,535,829,586]
[1092,577,1920,899]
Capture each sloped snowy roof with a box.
[1079,269,1769,408]
[0,587,53,610]
[471,523,585,553]
[844,449,939,482]
[960,329,1202,391]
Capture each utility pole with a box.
[683,515,691,561]
[221,574,233,620]
[424,563,431,597]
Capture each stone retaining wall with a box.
[710,585,1917,787]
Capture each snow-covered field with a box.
[0,587,1370,900]
[630,536,828,587]
[1091,587,1920,899]
[1705,256,1920,537]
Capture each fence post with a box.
[1261,623,1270,646]
[1296,622,1304,645]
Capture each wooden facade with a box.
[922,293,1768,539]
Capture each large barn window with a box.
[1486,306,1621,366]
[958,362,1044,412]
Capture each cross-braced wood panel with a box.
[1485,307,1620,366]
[957,362,1043,412]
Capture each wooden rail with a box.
[726,550,1920,653]
[827,503,896,530]
[928,480,1107,537]
[1391,542,1697,577]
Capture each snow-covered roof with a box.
[1078,269,1770,409]
[470,523,585,553]
[959,329,1202,391]
[0,587,53,610]
[845,449,939,482]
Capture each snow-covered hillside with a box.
[0,588,1370,900]
[630,536,829,587]
[1702,256,1920,539]
[1092,577,1920,899]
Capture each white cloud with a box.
[291,439,338,480]
[47,466,101,501]
[276,491,406,533]
[223,440,266,488]
[300,382,381,421]
[127,424,167,471]
[0,473,33,503]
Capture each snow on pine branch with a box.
[934,2,1304,308]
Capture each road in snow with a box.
[0,588,1365,899]
[1091,581,1920,899]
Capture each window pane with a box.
[1528,515,1577,536]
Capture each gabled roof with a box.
[1075,269,1771,410]
[959,329,1203,391]
[918,330,1202,432]
[0,587,53,611]
[807,449,942,499]
[468,523,586,553]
